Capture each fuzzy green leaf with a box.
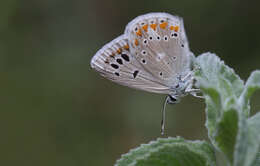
[115,137,216,166]
[239,70,260,117]
[251,150,260,166]
[215,109,238,162]
[195,53,244,100]
[195,53,260,166]
[234,112,260,166]
[195,53,243,164]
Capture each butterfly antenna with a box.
[161,96,169,135]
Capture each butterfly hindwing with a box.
[91,35,172,94]
[124,12,191,87]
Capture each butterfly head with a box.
[168,70,198,105]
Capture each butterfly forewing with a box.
[124,13,191,87]
[91,35,172,94]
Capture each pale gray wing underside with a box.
[91,35,172,94]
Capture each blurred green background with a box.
[1,0,260,165]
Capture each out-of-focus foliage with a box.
[1,0,259,166]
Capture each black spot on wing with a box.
[115,72,120,76]
[111,64,119,69]
[133,70,139,78]
[121,54,130,62]
[116,58,123,65]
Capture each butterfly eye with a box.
[175,84,180,88]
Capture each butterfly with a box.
[90,12,202,135]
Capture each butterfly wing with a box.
[91,35,172,94]
[124,12,192,87]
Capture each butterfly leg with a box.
[190,91,204,98]
[186,87,204,98]
[161,95,179,135]
[180,71,193,82]
[184,76,204,98]
[161,96,168,135]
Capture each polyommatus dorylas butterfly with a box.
[90,12,202,135]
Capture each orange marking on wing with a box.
[150,24,157,31]
[124,44,129,50]
[134,39,139,46]
[174,26,179,32]
[117,48,122,54]
[110,53,115,58]
[159,22,168,29]
[136,29,142,36]
[170,26,174,30]
[142,24,148,32]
